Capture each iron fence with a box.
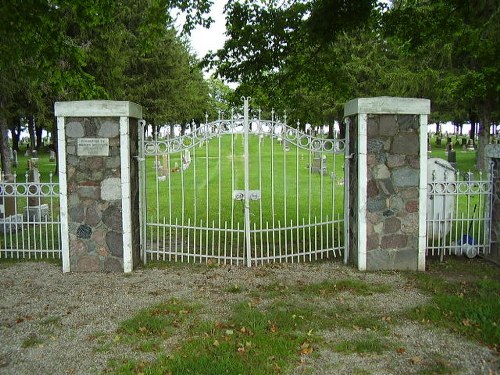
[426,162,492,259]
[0,171,61,259]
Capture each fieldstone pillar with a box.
[344,97,430,271]
[484,145,500,264]
[55,101,142,272]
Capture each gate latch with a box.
[233,190,261,201]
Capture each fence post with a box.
[54,101,142,272]
[344,97,430,271]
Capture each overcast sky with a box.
[189,0,228,59]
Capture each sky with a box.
[189,0,228,60]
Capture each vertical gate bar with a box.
[154,133,160,259]
[224,221,228,263]
[326,214,330,258]
[243,98,252,267]
[253,222,257,264]
[205,134,210,261]
[295,129,299,262]
[314,216,318,260]
[231,111,235,263]
[174,217,179,262]
[331,152,335,257]
[266,221,270,261]
[193,141,198,246]
[218,121,222,259]
[211,220,215,261]
[290,219,294,263]
[180,153,186,257]
[258,113,264,260]
[278,220,282,261]
[303,218,307,262]
[199,219,203,263]
[187,217,191,261]
[283,120,288,259]
[308,150,312,220]
[271,110,276,230]
[236,221,241,265]
[162,217,166,261]
[164,152,170,258]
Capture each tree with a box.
[0,0,214,175]
[206,0,377,126]
[382,0,500,169]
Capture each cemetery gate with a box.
[138,98,349,266]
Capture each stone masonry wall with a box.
[484,145,500,264]
[65,117,124,272]
[365,114,420,270]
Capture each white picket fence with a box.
[0,171,61,260]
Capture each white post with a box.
[57,116,70,273]
[243,97,252,267]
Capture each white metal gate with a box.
[139,98,348,265]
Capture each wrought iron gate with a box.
[138,98,348,266]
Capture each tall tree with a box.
[0,0,214,174]
[206,0,377,125]
[382,0,500,169]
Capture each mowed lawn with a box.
[143,133,346,230]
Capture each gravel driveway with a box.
[0,261,498,375]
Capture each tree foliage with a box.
[0,0,213,175]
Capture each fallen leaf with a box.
[396,348,406,354]
[225,329,234,335]
[213,340,220,347]
[410,356,422,365]
[300,341,313,355]
[237,346,245,354]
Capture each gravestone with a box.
[0,174,21,233]
[11,150,18,168]
[310,153,327,175]
[447,149,457,169]
[24,158,49,221]
[49,150,56,162]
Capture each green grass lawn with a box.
[143,134,345,229]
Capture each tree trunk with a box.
[476,117,491,171]
[9,116,21,151]
[35,122,43,150]
[27,115,35,153]
[0,117,12,178]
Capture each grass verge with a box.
[103,278,393,374]
[405,257,500,351]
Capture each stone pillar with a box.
[344,97,430,271]
[55,101,142,272]
[484,145,500,264]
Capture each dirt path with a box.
[0,261,497,374]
